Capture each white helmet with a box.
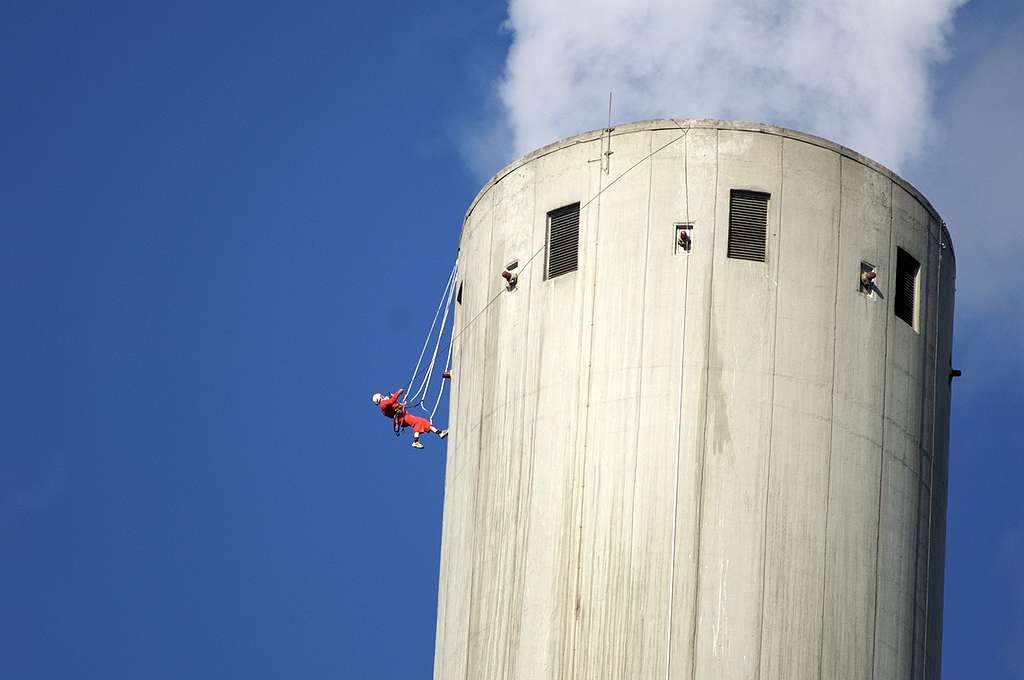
[372,393,384,404]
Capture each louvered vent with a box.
[546,202,580,279]
[727,190,769,262]
[895,247,920,328]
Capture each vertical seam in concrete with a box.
[755,135,784,680]
[562,145,596,676]
[817,155,844,680]
[870,180,896,680]
[561,159,585,678]
[921,233,944,680]
[569,141,605,679]
[461,191,496,680]
[436,250,468,680]
[621,132,656,676]
[688,129,719,680]
[522,317,548,673]
[503,173,539,680]
[665,128,691,680]
[908,215,935,680]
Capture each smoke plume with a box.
[499,0,967,172]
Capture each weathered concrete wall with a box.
[434,120,956,680]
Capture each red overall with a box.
[378,389,433,434]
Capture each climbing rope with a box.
[408,261,457,409]
[428,311,457,420]
[402,259,458,406]
[393,121,693,427]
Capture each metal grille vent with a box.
[727,190,769,262]
[895,247,920,328]
[546,202,580,279]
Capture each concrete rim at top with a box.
[465,119,953,256]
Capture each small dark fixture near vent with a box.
[894,247,920,328]
[727,190,769,262]
[546,202,580,279]
[675,223,694,253]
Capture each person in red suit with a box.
[372,389,448,449]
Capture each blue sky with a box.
[1,1,1021,678]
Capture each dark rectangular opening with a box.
[727,190,769,262]
[546,202,580,279]
[895,247,920,328]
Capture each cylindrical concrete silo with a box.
[434,120,955,680]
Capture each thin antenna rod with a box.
[604,91,614,174]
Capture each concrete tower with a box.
[434,120,955,680]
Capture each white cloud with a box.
[489,0,1024,355]
[498,0,966,172]
[911,13,1024,357]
